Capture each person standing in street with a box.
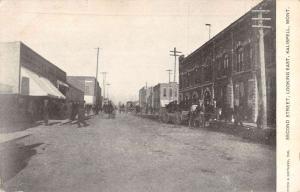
[43,99,49,126]
[77,101,88,127]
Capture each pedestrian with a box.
[256,104,263,129]
[43,99,49,126]
[234,104,243,126]
[107,101,114,119]
[77,101,88,127]
[188,100,198,128]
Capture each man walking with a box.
[77,101,88,127]
[43,99,49,126]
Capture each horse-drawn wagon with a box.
[158,100,217,128]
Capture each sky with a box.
[0,0,262,103]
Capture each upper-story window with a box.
[236,47,244,72]
[169,88,172,97]
[204,58,212,82]
[223,54,229,76]
[163,88,167,97]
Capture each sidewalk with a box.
[0,131,31,145]
[137,113,276,145]
[209,120,276,145]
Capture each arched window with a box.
[236,47,244,72]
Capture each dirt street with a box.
[1,113,275,192]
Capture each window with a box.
[175,89,177,97]
[169,88,172,97]
[163,88,167,97]
[236,47,244,72]
[223,54,229,76]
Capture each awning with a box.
[21,67,66,99]
[57,80,69,88]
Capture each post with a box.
[166,69,172,83]
[252,9,271,128]
[95,48,99,81]
[206,24,211,40]
[258,19,267,128]
[170,47,182,83]
[100,72,107,99]
[106,83,110,99]
[95,48,100,111]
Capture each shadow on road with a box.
[0,142,43,182]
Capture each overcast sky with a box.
[0,0,261,103]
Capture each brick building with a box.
[67,76,102,111]
[179,0,275,125]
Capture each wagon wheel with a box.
[174,112,182,125]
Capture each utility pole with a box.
[100,72,107,98]
[251,8,271,128]
[205,24,211,40]
[95,48,100,81]
[106,83,110,99]
[166,69,172,84]
[169,47,182,83]
[94,47,100,112]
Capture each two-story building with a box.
[179,0,275,125]
[153,82,179,112]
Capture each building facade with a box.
[0,41,68,96]
[0,41,71,123]
[153,82,179,112]
[179,0,275,125]
[139,86,153,113]
[67,76,102,109]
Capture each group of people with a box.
[41,99,88,127]
[102,101,115,119]
[186,98,245,128]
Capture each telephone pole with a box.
[106,83,110,99]
[95,48,100,81]
[100,72,107,98]
[252,8,271,128]
[169,47,182,83]
[166,69,172,83]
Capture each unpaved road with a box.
[1,113,275,192]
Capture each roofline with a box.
[18,41,66,74]
[182,0,271,62]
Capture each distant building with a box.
[179,0,275,125]
[67,76,102,110]
[65,83,84,103]
[139,86,153,113]
[153,82,178,112]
